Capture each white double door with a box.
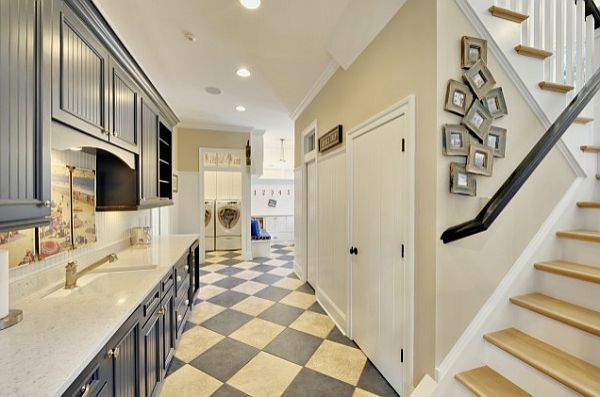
[306,160,318,288]
[350,113,407,394]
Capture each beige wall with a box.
[295,0,438,384]
[177,127,250,172]
[434,0,576,363]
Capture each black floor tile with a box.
[220,258,244,266]
[326,327,357,348]
[165,356,186,377]
[217,267,244,276]
[264,328,323,366]
[258,303,304,326]
[213,277,247,290]
[282,368,355,397]
[279,255,294,261]
[297,283,315,294]
[254,286,292,302]
[272,249,289,255]
[252,257,271,263]
[201,310,252,335]
[282,262,294,269]
[212,384,250,397]
[287,273,300,280]
[222,252,241,259]
[251,264,277,273]
[252,273,283,285]
[357,360,400,397]
[189,338,259,382]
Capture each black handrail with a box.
[441,67,600,244]
[581,0,600,29]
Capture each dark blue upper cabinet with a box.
[52,0,110,141]
[0,0,52,231]
[109,58,140,154]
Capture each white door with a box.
[306,160,318,288]
[351,115,406,393]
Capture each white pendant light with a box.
[280,138,286,163]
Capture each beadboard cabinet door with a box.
[109,58,140,154]
[140,99,159,203]
[52,0,109,141]
[0,0,52,231]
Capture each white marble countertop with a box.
[0,235,199,397]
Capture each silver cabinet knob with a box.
[177,276,182,283]
[107,347,121,359]
[80,384,91,397]
[177,314,183,323]
[158,306,166,316]
[185,299,190,306]
[184,265,189,272]
[113,347,120,358]
[41,200,51,208]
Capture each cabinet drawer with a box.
[177,274,190,302]
[175,294,190,339]
[161,269,174,294]
[63,363,106,397]
[141,285,161,324]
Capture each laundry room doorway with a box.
[302,122,318,289]
[348,97,415,396]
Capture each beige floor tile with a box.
[234,270,263,280]
[289,311,335,338]
[161,365,222,397]
[306,340,367,385]
[354,388,380,397]
[198,285,227,301]
[273,277,305,291]
[229,318,285,349]
[190,301,226,325]
[231,296,275,316]
[268,267,293,277]
[228,352,302,397]
[175,326,224,363]
[233,261,258,269]
[232,281,268,295]
[265,259,287,267]
[200,272,227,284]
[279,291,316,309]
[200,265,227,273]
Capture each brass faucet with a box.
[65,254,119,289]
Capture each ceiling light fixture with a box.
[239,0,261,10]
[205,86,222,95]
[236,67,251,78]
[183,31,197,42]
[235,105,246,112]
[280,139,286,163]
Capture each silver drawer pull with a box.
[80,384,91,397]
[184,265,189,272]
[177,314,183,323]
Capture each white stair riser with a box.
[557,239,600,269]
[536,271,600,311]
[484,343,583,397]
[511,305,600,366]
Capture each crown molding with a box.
[290,60,339,121]
[176,121,253,134]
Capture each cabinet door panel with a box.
[141,100,158,202]
[161,289,175,376]
[0,0,51,230]
[141,312,161,397]
[112,323,139,397]
[110,59,139,153]
[53,1,108,139]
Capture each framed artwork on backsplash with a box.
[38,164,73,260]
[0,229,36,269]
[72,167,97,249]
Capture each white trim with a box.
[454,0,586,178]
[346,95,416,397]
[302,120,318,164]
[316,287,348,334]
[178,121,253,133]
[435,176,585,381]
[301,121,319,287]
[290,60,339,121]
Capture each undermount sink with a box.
[42,264,158,300]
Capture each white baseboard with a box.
[316,286,347,335]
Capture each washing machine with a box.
[216,200,242,250]
[204,200,215,251]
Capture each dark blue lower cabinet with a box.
[109,313,141,397]
[160,287,176,376]
[141,308,162,397]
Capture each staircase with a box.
[433,0,600,396]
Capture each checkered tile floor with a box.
[160,243,399,397]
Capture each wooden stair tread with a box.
[539,81,575,93]
[576,117,594,125]
[484,328,600,397]
[581,145,600,153]
[456,366,532,397]
[510,293,600,336]
[535,260,600,284]
[515,45,552,59]
[489,6,529,23]
[556,230,600,243]
[578,201,600,209]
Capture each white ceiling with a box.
[93,0,354,144]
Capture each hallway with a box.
[160,243,399,397]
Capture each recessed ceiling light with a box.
[235,105,246,112]
[239,0,261,10]
[236,67,251,78]
[205,86,222,95]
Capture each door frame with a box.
[346,96,416,396]
[300,121,318,285]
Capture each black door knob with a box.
[349,247,358,255]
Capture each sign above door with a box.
[319,125,343,153]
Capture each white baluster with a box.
[566,0,575,86]
[522,0,532,46]
[544,0,555,82]
[576,0,585,91]
[534,0,543,50]
[555,0,565,84]
[585,16,595,83]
